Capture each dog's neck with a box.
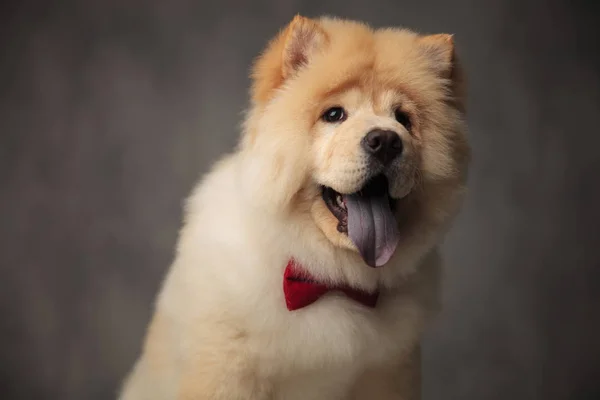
[283,259,379,311]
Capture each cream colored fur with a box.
[119,15,470,400]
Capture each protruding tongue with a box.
[345,177,399,267]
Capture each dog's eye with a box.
[394,109,412,130]
[322,107,347,123]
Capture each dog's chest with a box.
[272,368,357,400]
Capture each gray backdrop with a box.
[2,0,599,399]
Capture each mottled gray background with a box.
[1,0,600,399]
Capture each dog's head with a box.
[240,16,470,269]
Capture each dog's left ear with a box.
[251,15,328,104]
[419,33,467,112]
[418,34,455,78]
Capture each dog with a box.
[119,15,470,400]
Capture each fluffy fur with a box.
[119,15,470,400]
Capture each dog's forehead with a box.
[313,68,416,113]
[325,84,406,112]
[306,49,434,111]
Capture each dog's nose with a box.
[361,129,403,165]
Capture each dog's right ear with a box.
[281,16,328,78]
[251,15,328,104]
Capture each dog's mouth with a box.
[322,175,400,268]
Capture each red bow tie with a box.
[283,259,379,311]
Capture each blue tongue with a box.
[345,190,399,267]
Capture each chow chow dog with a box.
[119,15,470,400]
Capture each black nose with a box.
[361,129,403,165]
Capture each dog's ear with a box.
[418,34,454,77]
[251,15,328,104]
[419,34,467,113]
[281,15,328,78]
